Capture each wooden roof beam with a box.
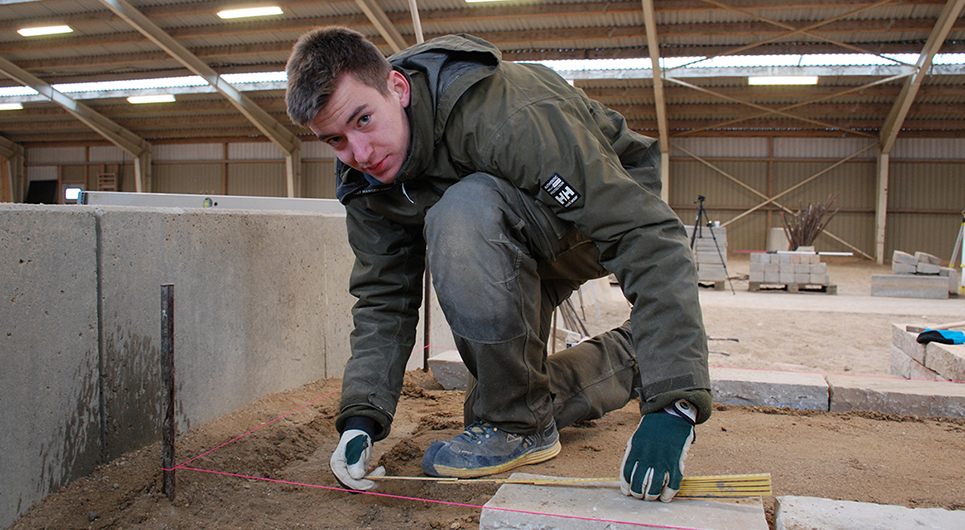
[642,0,670,202]
[0,55,149,158]
[355,0,409,53]
[97,0,299,152]
[879,0,965,153]
[97,0,302,196]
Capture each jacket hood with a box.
[336,34,500,203]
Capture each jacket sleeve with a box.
[335,201,426,441]
[450,72,712,423]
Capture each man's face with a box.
[308,70,411,184]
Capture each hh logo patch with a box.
[542,173,581,208]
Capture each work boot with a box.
[421,420,561,478]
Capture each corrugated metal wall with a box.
[154,163,223,195]
[20,138,965,262]
[304,160,337,198]
[669,138,964,261]
[227,162,285,197]
[888,161,965,261]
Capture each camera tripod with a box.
[690,196,734,294]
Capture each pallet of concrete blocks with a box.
[748,248,836,294]
[871,250,960,299]
[685,224,727,291]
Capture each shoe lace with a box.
[463,421,498,444]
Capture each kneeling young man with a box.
[285,26,711,502]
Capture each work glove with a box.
[620,399,696,502]
[917,329,965,345]
[330,429,385,491]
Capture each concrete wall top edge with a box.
[0,203,347,219]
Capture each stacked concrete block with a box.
[872,250,959,299]
[891,324,965,383]
[827,374,965,417]
[776,496,965,530]
[686,225,728,289]
[711,367,829,410]
[748,251,834,293]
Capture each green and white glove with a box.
[620,399,696,502]
[330,429,385,491]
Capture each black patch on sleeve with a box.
[542,173,581,208]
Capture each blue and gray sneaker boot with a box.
[421,419,561,478]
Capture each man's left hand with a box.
[619,399,696,502]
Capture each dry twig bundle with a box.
[782,195,839,250]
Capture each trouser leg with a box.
[427,173,636,434]
[544,320,638,429]
[427,174,552,433]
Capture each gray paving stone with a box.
[427,349,468,391]
[871,274,949,299]
[939,266,960,293]
[891,262,917,274]
[775,495,965,530]
[827,374,965,417]
[892,250,917,265]
[891,324,925,364]
[480,473,768,530]
[891,345,941,380]
[892,324,965,382]
[711,367,829,410]
[915,251,942,265]
[926,343,965,382]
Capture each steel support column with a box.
[875,151,889,264]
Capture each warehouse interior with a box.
[1,0,964,261]
[2,1,965,529]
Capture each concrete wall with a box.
[1,206,101,528]
[0,203,374,529]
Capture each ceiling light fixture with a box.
[18,25,73,37]
[0,103,23,111]
[127,95,176,104]
[217,6,283,19]
[748,76,819,86]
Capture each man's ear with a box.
[388,70,411,107]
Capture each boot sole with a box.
[429,440,562,479]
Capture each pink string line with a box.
[177,466,707,530]
[166,382,710,529]
[165,386,343,471]
[711,364,965,384]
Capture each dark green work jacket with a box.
[334,34,711,440]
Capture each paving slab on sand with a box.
[480,473,767,530]
[427,349,468,391]
[775,496,965,530]
[711,366,829,410]
[827,374,965,417]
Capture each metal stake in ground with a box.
[161,284,176,500]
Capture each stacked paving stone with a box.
[481,477,965,530]
[748,248,835,293]
[685,224,727,290]
[871,250,960,299]
[432,351,965,417]
[892,323,965,382]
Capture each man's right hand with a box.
[330,429,385,491]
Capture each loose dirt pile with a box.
[11,256,965,530]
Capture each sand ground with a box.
[10,254,965,530]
